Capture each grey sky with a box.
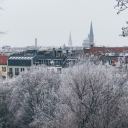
[0,0,127,47]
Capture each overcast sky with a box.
[0,0,128,47]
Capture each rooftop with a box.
[0,56,8,64]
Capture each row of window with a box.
[37,60,63,65]
[47,68,62,74]
[102,59,113,65]
[8,60,31,66]
[9,68,30,76]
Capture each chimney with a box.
[35,38,37,47]
[103,46,106,53]
[53,48,56,57]
[60,47,62,57]
[66,50,68,55]
[91,45,93,49]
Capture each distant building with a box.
[2,45,12,50]
[82,35,90,48]
[13,47,26,52]
[68,31,72,47]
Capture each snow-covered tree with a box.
[3,66,61,128]
[60,60,128,128]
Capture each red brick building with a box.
[84,45,128,54]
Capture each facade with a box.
[0,56,8,79]
[7,50,38,78]
[7,55,37,78]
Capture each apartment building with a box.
[7,50,38,78]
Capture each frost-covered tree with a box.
[115,0,128,14]
[60,61,128,128]
[115,0,128,36]
[0,0,5,35]
[3,66,61,128]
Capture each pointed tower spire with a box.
[89,21,94,45]
[68,30,72,47]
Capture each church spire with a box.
[89,21,94,45]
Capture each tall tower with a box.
[89,22,94,45]
[35,38,37,47]
[68,31,72,47]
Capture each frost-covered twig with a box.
[115,0,128,14]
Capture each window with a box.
[8,60,31,66]
[9,68,12,72]
[15,68,19,75]
[21,68,24,72]
[2,76,6,79]
[2,67,6,72]
[109,60,113,65]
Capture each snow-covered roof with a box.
[8,56,34,60]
